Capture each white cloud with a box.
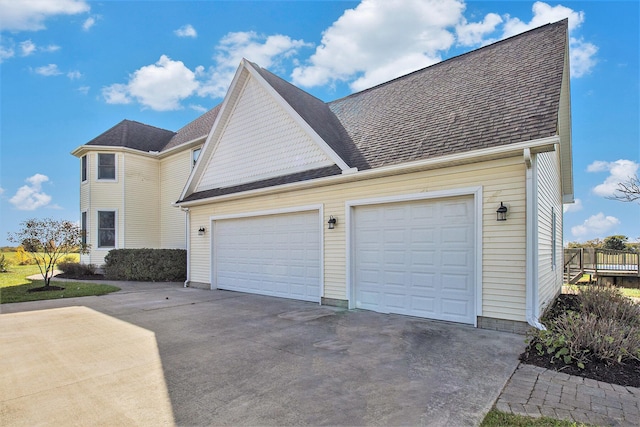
[291,0,596,92]
[292,0,463,91]
[102,55,199,111]
[67,70,82,79]
[502,1,584,38]
[19,40,36,56]
[570,37,598,78]
[0,0,90,32]
[34,63,62,76]
[501,1,596,78]
[571,213,620,238]
[0,186,4,195]
[198,31,311,98]
[456,13,503,46]
[102,83,132,105]
[77,85,90,95]
[588,159,639,198]
[563,198,583,213]
[82,16,95,31]
[41,44,60,53]
[0,43,14,62]
[189,104,208,113]
[175,24,197,38]
[9,174,53,211]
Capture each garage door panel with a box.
[354,196,475,324]
[214,211,320,302]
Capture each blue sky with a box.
[0,0,638,247]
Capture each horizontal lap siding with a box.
[87,153,124,266]
[124,155,160,248]
[536,151,563,313]
[160,150,192,248]
[189,156,527,321]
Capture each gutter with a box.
[182,207,190,288]
[524,148,545,330]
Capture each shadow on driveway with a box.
[1,283,525,426]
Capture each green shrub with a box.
[0,254,10,273]
[531,284,640,368]
[58,262,97,277]
[103,249,186,282]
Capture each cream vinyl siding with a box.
[86,152,124,265]
[188,155,527,322]
[195,77,334,191]
[160,150,192,248]
[536,150,563,312]
[79,168,91,264]
[124,154,160,248]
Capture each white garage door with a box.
[353,196,475,324]
[213,211,321,302]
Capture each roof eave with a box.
[177,135,560,207]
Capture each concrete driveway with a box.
[1,282,525,426]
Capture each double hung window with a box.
[98,211,116,248]
[98,153,116,180]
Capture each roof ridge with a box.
[121,119,174,134]
[328,19,568,105]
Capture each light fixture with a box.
[496,202,508,221]
[198,227,206,236]
[327,216,337,229]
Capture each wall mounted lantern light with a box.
[198,226,206,236]
[496,202,508,221]
[327,216,337,229]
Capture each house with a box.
[73,20,572,333]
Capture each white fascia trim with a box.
[157,137,206,159]
[245,62,353,172]
[208,203,324,303]
[344,186,483,326]
[72,145,159,159]
[178,136,559,208]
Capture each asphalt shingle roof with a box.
[162,104,222,152]
[327,19,567,169]
[85,120,176,152]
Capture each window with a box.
[98,211,116,248]
[98,153,116,180]
[81,212,87,245]
[192,147,201,168]
[551,207,557,270]
[81,155,87,182]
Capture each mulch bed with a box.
[27,285,65,292]
[56,273,105,281]
[520,293,640,388]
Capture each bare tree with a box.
[609,174,640,203]
[7,218,89,288]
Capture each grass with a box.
[481,409,592,427]
[564,282,640,300]
[0,252,119,304]
[621,287,640,298]
[0,281,121,304]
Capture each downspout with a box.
[524,148,545,330]
[182,207,190,288]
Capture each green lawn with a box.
[0,252,119,304]
[481,409,592,427]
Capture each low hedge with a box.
[103,249,186,281]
